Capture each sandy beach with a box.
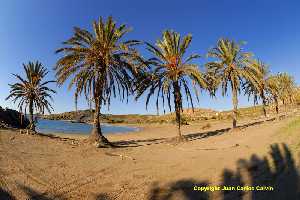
[1,114,300,200]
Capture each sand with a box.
[0,115,300,200]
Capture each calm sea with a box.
[36,119,138,135]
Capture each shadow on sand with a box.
[112,117,277,148]
[28,116,280,149]
[0,188,15,200]
[1,143,299,200]
[147,143,300,200]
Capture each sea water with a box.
[36,119,138,135]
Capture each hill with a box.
[41,105,285,125]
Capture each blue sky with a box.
[0,0,299,114]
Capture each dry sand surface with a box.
[1,116,300,200]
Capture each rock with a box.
[0,106,30,129]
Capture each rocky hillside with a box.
[0,106,29,129]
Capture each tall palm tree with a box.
[206,38,258,128]
[6,61,56,132]
[55,16,141,146]
[136,30,208,140]
[243,59,269,117]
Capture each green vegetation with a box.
[6,61,55,132]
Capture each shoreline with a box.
[36,123,145,140]
[37,118,143,135]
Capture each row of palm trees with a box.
[6,16,297,147]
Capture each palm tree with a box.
[55,16,141,146]
[294,87,300,105]
[266,74,281,116]
[206,38,258,128]
[277,73,295,113]
[136,30,208,140]
[6,61,56,132]
[243,59,269,117]
[263,73,296,119]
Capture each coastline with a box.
[37,118,143,138]
[39,123,145,140]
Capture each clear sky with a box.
[0,0,299,114]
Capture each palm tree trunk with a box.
[262,103,267,118]
[29,99,35,132]
[232,88,238,128]
[275,97,279,120]
[89,97,112,147]
[173,82,183,140]
[283,99,288,114]
[262,94,267,118]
